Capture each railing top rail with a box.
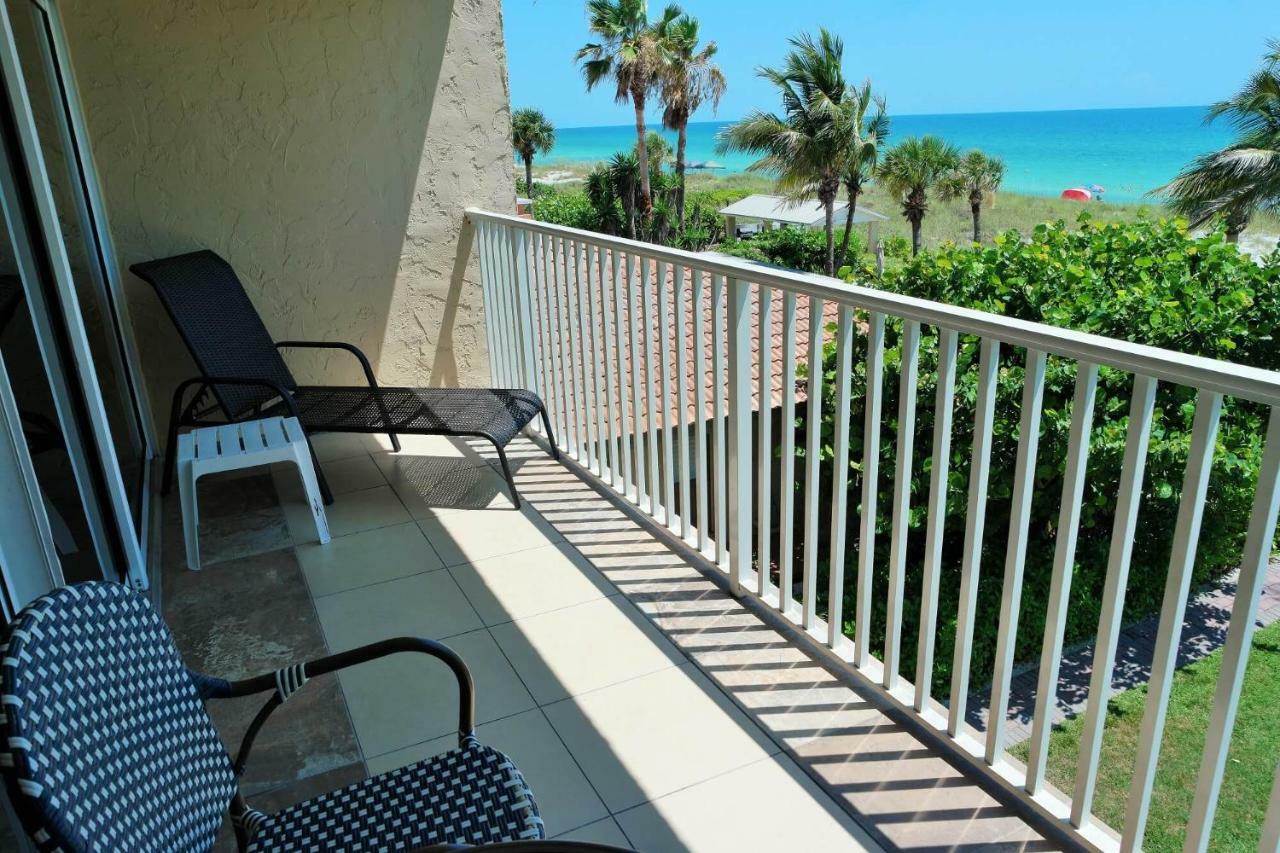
[466,207,1280,407]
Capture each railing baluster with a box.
[548,237,571,454]
[801,296,826,629]
[497,225,522,387]
[778,292,799,615]
[1026,362,1100,793]
[658,261,677,526]
[758,286,775,598]
[626,253,646,507]
[1184,406,1280,851]
[512,229,539,396]
[727,278,752,596]
[561,237,583,459]
[914,327,959,710]
[855,312,886,667]
[1262,763,1280,853]
[582,242,604,474]
[1122,390,1222,851]
[642,258,662,518]
[482,222,507,385]
[476,222,499,385]
[1071,374,1157,824]
[532,232,557,439]
[598,246,620,486]
[610,249,633,497]
[712,274,728,567]
[948,337,999,735]
[693,270,710,553]
[987,349,1048,763]
[884,319,921,688]
[676,265,693,541]
[827,305,854,646]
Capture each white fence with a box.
[467,208,1280,852]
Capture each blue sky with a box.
[504,0,1274,127]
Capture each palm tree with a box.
[717,29,849,275]
[878,135,961,256]
[836,81,888,268]
[511,108,556,196]
[942,150,1005,243]
[1157,41,1280,243]
[577,0,681,218]
[644,130,674,172]
[654,12,725,225]
[609,151,642,239]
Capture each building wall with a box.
[55,0,513,434]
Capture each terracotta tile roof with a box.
[530,243,844,432]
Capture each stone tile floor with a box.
[5,430,1060,852]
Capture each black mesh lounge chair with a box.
[0,583,631,852]
[130,250,557,508]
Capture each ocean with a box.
[540,105,1234,204]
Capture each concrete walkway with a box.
[967,558,1280,744]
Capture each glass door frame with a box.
[0,0,149,591]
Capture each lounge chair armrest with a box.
[194,637,476,777]
[275,340,381,389]
[171,374,298,420]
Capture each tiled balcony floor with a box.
[152,430,1057,852]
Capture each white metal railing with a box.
[467,208,1280,853]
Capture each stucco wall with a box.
[55,0,513,434]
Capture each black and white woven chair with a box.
[0,584,633,852]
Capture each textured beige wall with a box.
[56,0,513,433]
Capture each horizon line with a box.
[551,102,1212,132]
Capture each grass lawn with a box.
[1010,620,1280,850]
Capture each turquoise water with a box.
[540,105,1233,204]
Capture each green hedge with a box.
[718,225,864,274]
[805,213,1280,697]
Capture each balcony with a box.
[156,425,1055,851]
[456,210,1280,852]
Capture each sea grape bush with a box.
[719,225,864,274]
[814,213,1280,694]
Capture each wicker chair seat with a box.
[245,738,542,852]
[272,386,543,447]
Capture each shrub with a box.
[717,226,864,274]
[883,233,912,260]
[531,190,599,232]
[806,213,1280,696]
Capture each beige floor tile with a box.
[616,754,881,852]
[448,542,613,625]
[555,818,631,847]
[542,664,777,812]
[297,522,442,597]
[314,571,481,651]
[288,484,411,541]
[417,504,564,567]
[309,433,395,462]
[376,453,516,516]
[366,709,608,837]
[378,434,475,458]
[490,596,683,705]
[338,628,535,758]
[314,453,386,495]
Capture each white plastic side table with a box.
[178,416,329,570]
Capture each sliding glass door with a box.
[0,0,152,597]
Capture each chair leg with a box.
[162,396,184,497]
[291,444,331,545]
[303,432,335,505]
[178,463,200,571]
[538,403,560,461]
[492,442,521,510]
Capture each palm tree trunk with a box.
[1226,226,1241,244]
[676,123,688,225]
[824,200,836,275]
[523,154,534,198]
[911,217,922,256]
[632,87,653,216]
[837,185,858,268]
[971,201,981,243]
